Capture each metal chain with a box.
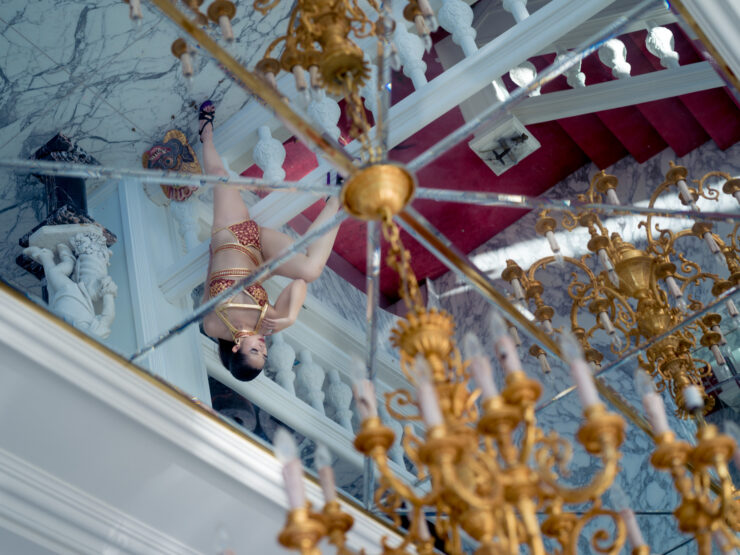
[381,209,424,312]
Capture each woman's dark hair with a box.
[218,339,263,382]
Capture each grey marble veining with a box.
[0,0,293,166]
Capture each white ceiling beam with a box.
[511,62,723,125]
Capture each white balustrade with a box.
[253,125,286,181]
[509,61,541,96]
[437,0,477,57]
[269,333,297,395]
[307,90,342,142]
[326,368,355,432]
[556,51,586,88]
[378,403,406,468]
[598,38,631,79]
[503,0,529,22]
[645,25,679,70]
[296,350,326,414]
[393,14,428,89]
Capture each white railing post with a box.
[359,55,379,123]
[253,125,287,181]
[437,0,477,58]
[509,61,541,96]
[502,0,529,23]
[326,368,355,432]
[598,38,632,79]
[296,350,326,414]
[308,90,342,142]
[556,50,586,88]
[269,332,297,395]
[393,12,428,89]
[645,25,680,70]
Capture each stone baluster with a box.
[378,403,405,468]
[326,369,354,432]
[168,199,200,251]
[269,333,296,395]
[502,0,529,22]
[598,38,631,79]
[253,125,286,181]
[393,10,428,90]
[645,25,679,70]
[307,90,342,142]
[437,0,477,58]
[296,350,326,414]
[509,61,541,96]
[556,50,586,88]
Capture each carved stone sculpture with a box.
[23,224,117,339]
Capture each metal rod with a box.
[0,158,341,195]
[396,207,563,359]
[375,1,393,159]
[147,0,357,177]
[406,0,660,172]
[362,219,382,510]
[413,187,740,222]
[129,210,349,362]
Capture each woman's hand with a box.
[261,316,294,335]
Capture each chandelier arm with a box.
[147,0,358,178]
[567,506,626,555]
[438,459,497,511]
[371,452,432,507]
[518,405,538,466]
[396,208,564,360]
[535,443,620,505]
[264,34,289,59]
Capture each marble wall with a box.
[429,140,740,553]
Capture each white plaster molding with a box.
[0,288,403,554]
[0,449,198,555]
[677,0,740,87]
[168,198,200,251]
[502,0,529,23]
[509,61,541,96]
[511,62,722,125]
[307,91,342,142]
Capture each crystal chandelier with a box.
[500,165,740,419]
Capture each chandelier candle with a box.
[675,177,699,211]
[489,311,522,375]
[274,428,306,510]
[413,355,444,428]
[125,0,143,20]
[560,332,600,408]
[315,444,337,502]
[462,333,499,400]
[635,370,670,436]
[612,485,647,552]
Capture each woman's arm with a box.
[262,278,307,334]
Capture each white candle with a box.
[677,179,699,211]
[274,428,305,509]
[611,484,647,550]
[490,310,523,375]
[315,444,336,502]
[606,188,620,206]
[292,66,307,91]
[414,356,444,428]
[417,512,431,542]
[710,344,726,366]
[350,357,378,420]
[635,370,671,435]
[541,319,554,335]
[712,324,727,345]
[508,325,522,347]
[128,0,143,20]
[219,14,234,42]
[537,352,551,374]
[598,248,620,287]
[180,51,194,78]
[545,230,560,254]
[560,332,600,408]
[682,385,704,412]
[727,299,739,318]
[462,333,498,400]
[511,278,526,303]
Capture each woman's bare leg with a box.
[200,102,249,228]
[260,197,341,282]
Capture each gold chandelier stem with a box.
[439,459,496,510]
[147,0,358,177]
[517,498,545,555]
[372,451,428,507]
[396,208,563,359]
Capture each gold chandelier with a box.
[500,165,740,419]
[139,0,739,552]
